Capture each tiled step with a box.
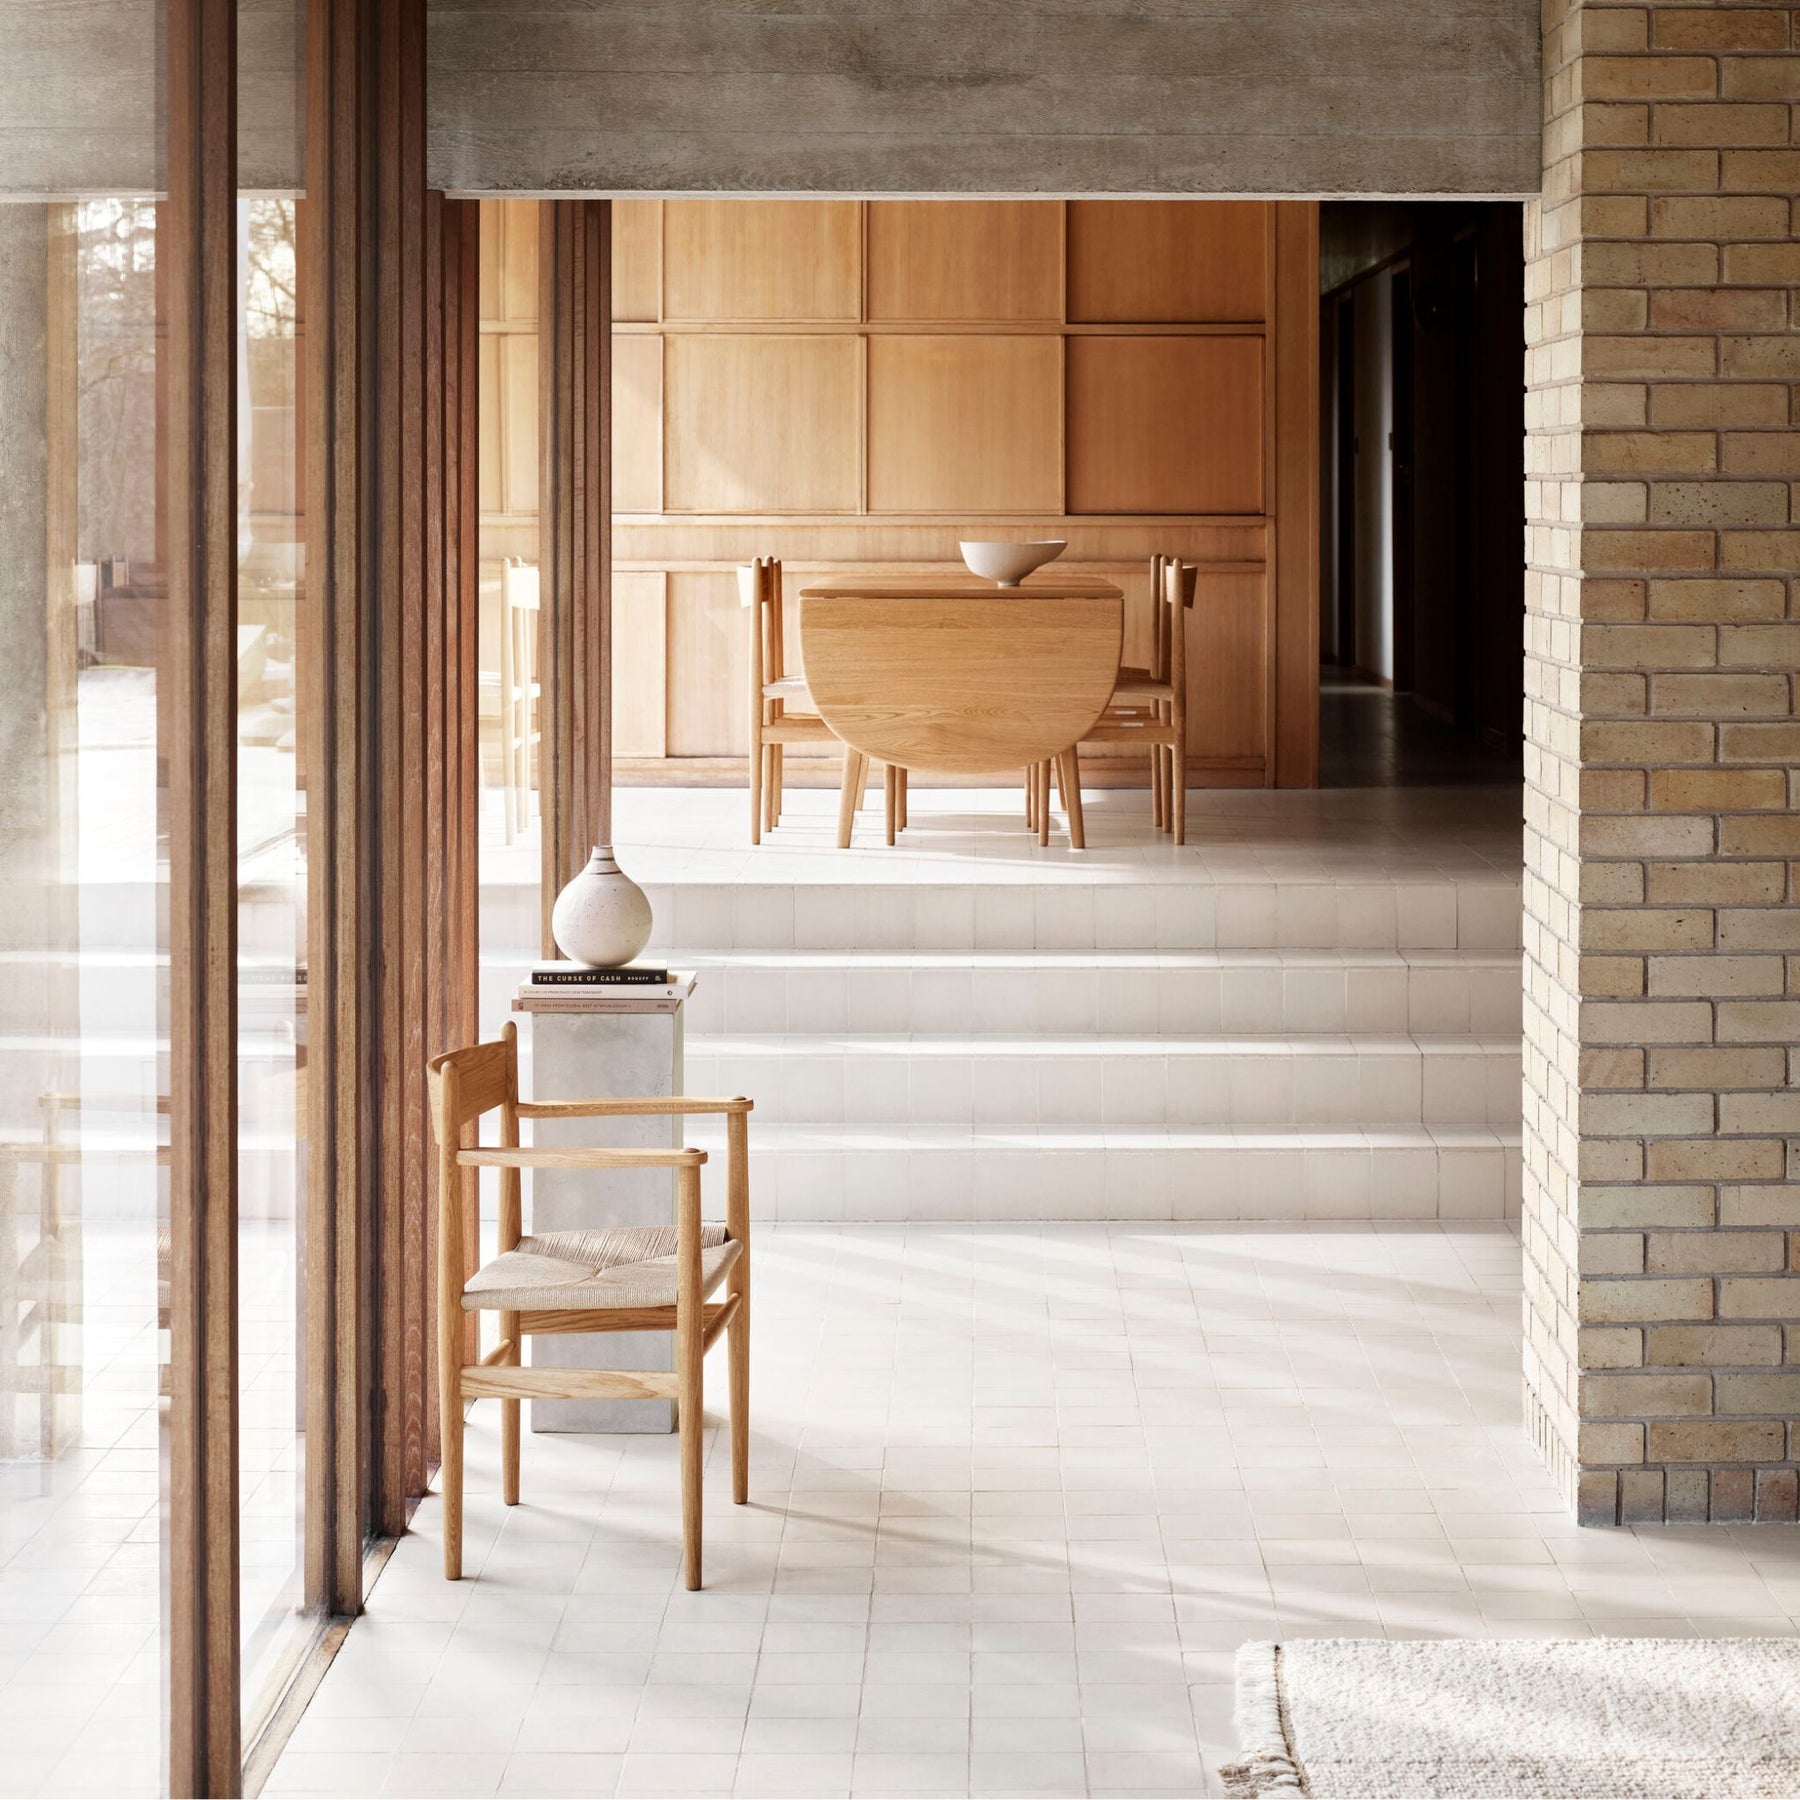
[0,1028,303,1166]
[0,1115,299,1223]
[679,1032,1520,1127]
[0,948,299,1033]
[482,871,1523,955]
[680,1119,1522,1223]
[481,947,1522,1038]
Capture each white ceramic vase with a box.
[550,845,654,968]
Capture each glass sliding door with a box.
[0,197,170,1796]
[237,192,309,1732]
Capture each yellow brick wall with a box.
[1527,0,1800,1525]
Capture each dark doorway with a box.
[1318,203,1524,788]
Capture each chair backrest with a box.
[1148,553,1170,683]
[427,1029,518,1148]
[426,1026,522,1278]
[739,556,787,713]
[1163,560,1197,708]
[501,560,540,698]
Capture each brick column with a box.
[1526,0,1800,1525]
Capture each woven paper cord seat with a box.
[463,1224,740,1313]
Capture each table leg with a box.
[1059,749,1086,850]
[836,745,866,849]
[884,764,898,846]
[1037,762,1051,849]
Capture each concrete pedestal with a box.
[514,976,692,1432]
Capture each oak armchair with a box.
[427,1022,752,1588]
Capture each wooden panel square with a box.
[1067,201,1267,323]
[612,334,662,513]
[477,334,503,515]
[612,571,667,758]
[1186,570,1269,762]
[499,333,539,515]
[612,200,662,323]
[664,335,861,513]
[1066,336,1263,516]
[665,571,746,757]
[867,335,1061,514]
[478,199,539,324]
[866,201,1062,323]
[663,200,860,323]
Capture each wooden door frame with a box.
[164,0,243,1784]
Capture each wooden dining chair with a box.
[743,556,839,841]
[427,1024,752,1589]
[1075,556,1196,844]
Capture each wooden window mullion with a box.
[164,0,242,1784]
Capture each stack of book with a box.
[530,961,673,988]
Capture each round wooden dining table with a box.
[796,571,1124,848]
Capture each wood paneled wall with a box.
[480,198,1319,786]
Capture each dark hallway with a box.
[1319,202,1525,789]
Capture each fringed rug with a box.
[1223,1637,1800,1798]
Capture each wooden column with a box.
[305,0,484,1575]
[164,0,241,1784]
[375,0,430,1531]
[303,0,379,1618]
[444,198,484,1377]
[1272,200,1321,788]
[538,201,612,953]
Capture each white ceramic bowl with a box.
[959,540,1067,587]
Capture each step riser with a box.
[691,1143,1522,1223]
[682,1046,1522,1128]
[480,959,1523,1039]
[485,878,1523,955]
[6,1151,296,1224]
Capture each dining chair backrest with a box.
[1148,552,1171,684]
[1164,558,1197,706]
[739,556,787,701]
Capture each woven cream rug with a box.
[1224,1637,1800,1798]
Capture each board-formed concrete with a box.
[0,0,1538,199]
[427,0,1542,198]
[0,0,300,195]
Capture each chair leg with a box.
[770,743,784,831]
[1150,735,1165,829]
[748,729,764,845]
[440,1371,463,1581]
[836,746,865,850]
[678,1320,705,1591]
[729,1289,750,1507]
[1172,748,1186,846]
[501,1309,521,1508]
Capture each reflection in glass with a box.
[0,197,167,1797]
[236,196,306,1723]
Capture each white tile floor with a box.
[484,784,1522,894]
[267,1223,1800,1799]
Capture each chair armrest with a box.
[459,1146,706,1171]
[516,1096,753,1120]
